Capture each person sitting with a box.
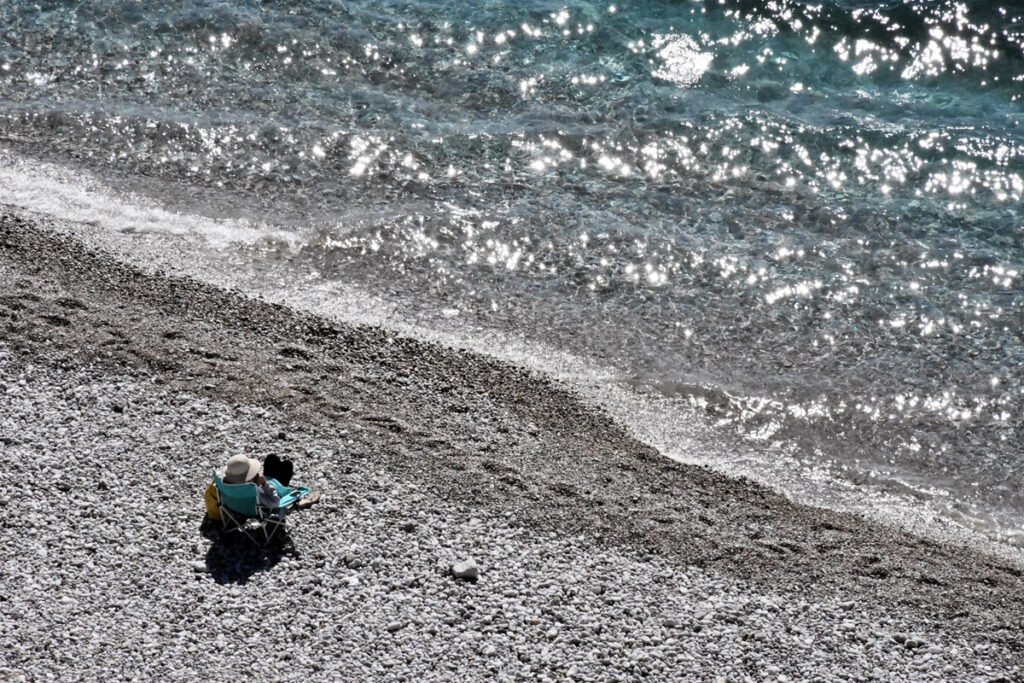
[222,454,281,511]
[203,454,319,522]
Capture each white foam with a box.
[0,152,301,249]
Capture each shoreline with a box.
[2,210,1022,679]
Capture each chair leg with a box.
[263,513,286,546]
[215,506,289,548]
[219,507,240,532]
[219,507,255,546]
[245,527,264,546]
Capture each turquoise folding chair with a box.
[212,471,311,546]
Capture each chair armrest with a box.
[267,478,310,508]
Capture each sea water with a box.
[1,1,1022,548]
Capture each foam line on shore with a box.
[0,152,299,247]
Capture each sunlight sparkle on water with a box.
[651,33,713,87]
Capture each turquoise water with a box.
[2,1,1023,542]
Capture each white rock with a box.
[451,559,480,581]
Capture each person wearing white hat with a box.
[222,454,280,511]
[203,454,320,521]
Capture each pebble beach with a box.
[2,211,1023,681]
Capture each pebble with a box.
[451,559,480,581]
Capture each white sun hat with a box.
[223,454,261,484]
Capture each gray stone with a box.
[451,559,479,581]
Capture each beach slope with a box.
[1,210,1021,680]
